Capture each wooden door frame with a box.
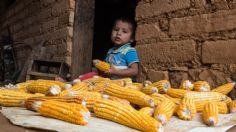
[71,0,95,79]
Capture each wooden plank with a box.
[27,71,57,78]
[71,0,95,79]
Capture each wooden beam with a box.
[71,0,95,79]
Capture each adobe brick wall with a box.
[135,0,236,87]
[0,0,75,69]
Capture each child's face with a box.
[111,20,133,46]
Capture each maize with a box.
[24,96,85,111]
[184,91,227,102]
[195,101,228,114]
[104,83,155,107]
[0,89,44,107]
[154,100,176,124]
[179,80,194,91]
[94,99,164,132]
[141,85,158,95]
[202,102,218,126]
[229,100,236,113]
[102,94,131,107]
[193,81,211,92]
[166,88,190,98]
[139,107,154,117]
[211,82,235,95]
[37,79,72,90]
[27,81,61,96]
[176,98,196,120]
[34,100,90,125]
[93,59,111,72]
[152,80,171,93]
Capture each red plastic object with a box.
[79,72,97,80]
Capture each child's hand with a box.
[105,66,117,76]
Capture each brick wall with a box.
[0,0,75,69]
[135,0,236,87]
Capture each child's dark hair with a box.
[113,16,137,47]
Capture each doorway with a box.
[92,0,137,60]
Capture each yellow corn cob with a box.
[154,100,176,124]
[93,59,111,72]
[15,82,31,92]
[202,102,219,126]
[102,94,131,107]
[71,82,89,91]
[132,82,143,89]
[193,81,211,92]
[139,107,154,117]
[223,96,232,105]
[163,94,181,105]
[211,82,235,95]
[37,79,72,90]
[195,101,228,114]
[141,85,158,95]
[24,96,85,111]
[0,89,44,107]
[152,80,171,93]
[166,88,190,98]
[143,80,152,87]
[27,81,61,95]
[176,98,196,120]
[229,100,236,113]
[150,93,172,106]
[85,82,106,92]
[184,91,227,102]
[34,100,90,125]
[179,80,194,90]
[104,83,155,107]
[59,90,102,111]
[94,99,163,132]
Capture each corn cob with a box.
[150,93,172,106]
[152,80,171,93]
[132,82,143,89]
[94,99,164,132]
[59,90,102,111]
[27,81,61,95]
[223,96,232,105]
[141,85,158,95]
[229,100,236,113]
[24,96,85,111]
[166,88,190,98]
[179,80,194,91]
[34,100,90,125]
[0,89,44,107]
[202,102,219,126]
[163,94,181,105]
[139,107,154,117]
[71,82,89,91]
[184,91,227,102]
[93,59,111,72]
[154,100,176,124]
[104,83,155,107]
[211,82,235,95]
[193,81,211,92]
[176,98,196,120]
[37,79,72,90]
[15,82,31,92]
[143,80,152,87]
[102,94,131,107]
[195,101,228,114]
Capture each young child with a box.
[101,17,139,80]
[56,17,139,82]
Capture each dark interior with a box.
[92,0,137,60]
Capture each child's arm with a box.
[106,62,139,78]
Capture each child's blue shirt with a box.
[105,43,139,78]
